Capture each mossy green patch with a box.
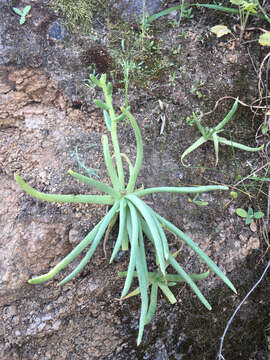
[50,0,109,34]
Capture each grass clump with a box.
[15,73,237,345]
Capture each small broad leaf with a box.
[211,25,231,38]
[236,208,248,218]
[259,32,270,47]
[19,16,26,25]
[12,7,23,16]
[253,212,264,219]
[262,124,268,135]
[22,5,31,16]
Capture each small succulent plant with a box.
[181,98,264,166]
[15,73,236,345]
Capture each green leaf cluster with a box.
[236,207,264,224]
[15,73,236,345]
[13,5,31,25]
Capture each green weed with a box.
[13,5,31,25]
[181,99,264,166]
[236,207,264,224]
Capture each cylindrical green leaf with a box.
[121,203,139,298]
[110,199,127,262]
[125,194,166,275]
[14,174,114,205]
[93,99,110,110]
[101,135,121,191]
[134,185,228,197]
[29,220,102,284]
[155,212,237,294]
[218,137,264,152]
[59,201,120,285]
[168,254,212,310]
[68,170,118,198]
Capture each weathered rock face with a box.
[0,66,124,358]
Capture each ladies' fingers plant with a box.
[15,73,236,345]
[181,98,264,166]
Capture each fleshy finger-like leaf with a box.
[69,170,118,198]
[135,225,149,345]
[122,108,144,193]
[12,7,23,16]
[168,254,212,310]
[212,132,219,165]
[14,174,114,205]
[217,137,264,152]
[214,98,238,132]
[121,202,139,298]
[181,136,208,165]
[149,209,170,260]
[156,213,237,294]
[110,199,127,262]
[59,201,120,285]
[102,135,121,191]
[22,5,31,16]
[158,283,177,304]
[144,282,158,325]
[134,185,228,197]
[20,16,26,25]
[125,194,166,275]
[192,112,207,137]
[166,270,210,282]
[28,220,102,284]
[103,110,111,131]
